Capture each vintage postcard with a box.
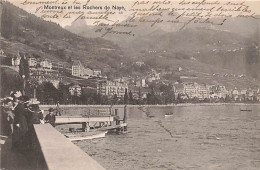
[1,0,260,169]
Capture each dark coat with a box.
[44,114,56,127]
[12,102,28,142]
[26,107,43,126]
[1,107,13,136]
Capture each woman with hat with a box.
[26,99,43,125]
[11,91,29,152]
[25,98,43,149]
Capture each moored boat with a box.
[65,131,108,141]
[240,109,252,112]
[165,112,173,118]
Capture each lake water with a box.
[65,104,260,170]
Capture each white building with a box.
[183,82,197,98]
[12,56,21,67]
[136,78,146,87]
[135,61,145,67]
[83,67,93,77]
[197,84,210,99]
[93,69,102,77]
[69,84,82,96]
[72,60,83,77]
[28,57,37,68]
[0,49,6,57]
[40,59,52,69]
[98,80,128,98]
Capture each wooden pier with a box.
[55,105,128,133]
[55,116,114,124]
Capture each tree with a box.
[0,67,23,97]
[138,87,142,104]
[151,88,156,105]
[97,93,101,104]
[124,88,128,104]
[113,94,118,105]
[57,82,70,104]
[38,82,59,104]
[19,54,29,78]
[129,90,133,104]
[147,93,152,105]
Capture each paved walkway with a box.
[1,136,32,170]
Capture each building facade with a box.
[69,84,82,96]
[98,80,128,98]
[72,60,83,77]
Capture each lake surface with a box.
[66,104,260,170]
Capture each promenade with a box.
[1,124,105,170]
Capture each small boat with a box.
[240,109,252,112]
[65,131,108,141]
[165,112,173,118]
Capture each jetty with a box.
[55,106,128,133]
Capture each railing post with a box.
[82,122,86,132]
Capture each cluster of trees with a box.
[0,67,23,97]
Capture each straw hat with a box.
[27,98,40,105]
[14,91,22,98]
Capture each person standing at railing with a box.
[45,108,56,127]
[11,91,28,153]
[25,98,44,150]
[55,101,61,116]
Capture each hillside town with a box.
[1,49,260,105]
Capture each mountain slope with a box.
[0,1,125,75]
[65,15,260,80]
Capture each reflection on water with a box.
[74,105,260,170]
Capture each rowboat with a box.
[65,131,108,141]
[165,112,173,118]
[240,109,252,112]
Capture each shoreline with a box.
[39,103,260,108]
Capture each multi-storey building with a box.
[183,82,197,98]
[98,80,128,98]
[72,60,99,78]
[69,84,82,96]
[12,55,21,67]
[40,59,52,69]
[93,69,102,77]
[232,88,240,100]
[129,86,150,99]
[28,57,37,68]
[72,60,83,77]
[197,83,210,99]
[210,85,228,98]
[30,68,61,82]
[136,78,146,87]
[174,82,210,100]
[83,67,93,77]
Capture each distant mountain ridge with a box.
[0,1,259,89]
[65,14,260,80]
